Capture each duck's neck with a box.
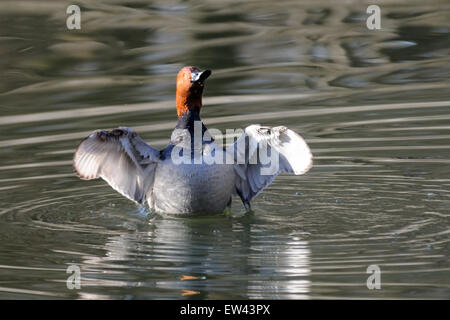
[171,109,212,153]
[177,108,209,131]
[176,87,202,118]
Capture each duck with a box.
[73,66,313,215]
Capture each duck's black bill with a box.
[191,70,212,83]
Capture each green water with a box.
[0,0,449,299]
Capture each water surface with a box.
[0,0,449,299]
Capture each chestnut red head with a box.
[176,67,211,117]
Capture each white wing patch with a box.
[73,127,160,204]
[230,124,312,208]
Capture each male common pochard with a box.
[73,67,313,214]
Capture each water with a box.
[0,0,449,299]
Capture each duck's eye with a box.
[191,71,202,83]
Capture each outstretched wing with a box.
[228,124,312,209]
[73,127,160,204]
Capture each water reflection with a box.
[73,215,311,299]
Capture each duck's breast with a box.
[151,160,235,214]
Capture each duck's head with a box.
[176,66,212,117]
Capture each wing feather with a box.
[73,127,159,204]
[228,124,312,208]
